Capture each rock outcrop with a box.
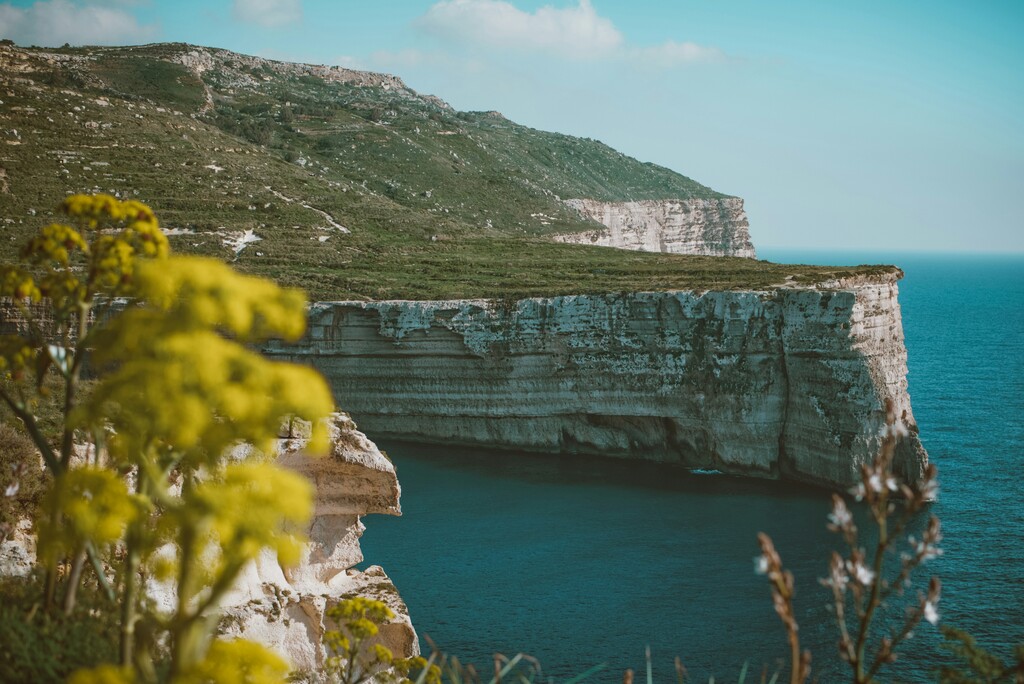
[555,197,756,258]
[207,414,418,674]
[0,519,35,579]
[268,273,926,490]
[0,415,417,676]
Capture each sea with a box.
[358,251,1024,683]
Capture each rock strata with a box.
[211,414,418,674]
[269,274,926,490]
[555,197,756,258]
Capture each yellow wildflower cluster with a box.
[327,593,395,626]
[133,256,307,342]
[323,597,441,684]
[0,335,33,373]
[81,261,334,463]
[0,265,41,301]
[170,462,312,596]
[176,639,291,684]
[0,193,170,331]
[22,222,88,267]
[61,193,157,231]
[69,640,289,684]
[90,235,140,292]
[38,467,142,564]
[0,194,337,682]
[68,664,135,684]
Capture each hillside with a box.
[0,41,891,300]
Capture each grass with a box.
[0,41,896,301]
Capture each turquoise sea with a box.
[359,252,1024,682]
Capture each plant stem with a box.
[169,486,197,680]
[60,301,90,470]
[853,500,889,683]
[120,472,147,667]
[62,545,87,615]
[86,540,116,602]
[0,387,60,473]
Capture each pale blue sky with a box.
[2,0,1022,253]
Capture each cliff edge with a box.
[267,273,926,490]
[555,197,756,258]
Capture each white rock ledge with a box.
[216,414,418,674]
[555,197,757,259]
[266,274,927,490]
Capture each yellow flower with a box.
[0,335,34,373]
[0,266,41,301]
[175,639,290,684]
[68,664,135,684]
[22,223,88,266]
[38,467,141,563]
[170,462,312,590]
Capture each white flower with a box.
[886,476,899,492]
[924,600,939,625]
[823,565,849,594]
[920,478,939,501]
[915,539,943,562]
[828,498,852,527]
[847,560,875,586]
[869,473,884,494]
[850,483,866,501]
[754,555,769,575]
[879,421,910,440]
[3,481,18,497]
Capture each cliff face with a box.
[555,198,757,258]
[268,275,926,490]
[210,414,418,673]
[0,415,418,675]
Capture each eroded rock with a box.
[269,275,926,490]
[210,413,417,673]
[555,197,756,258]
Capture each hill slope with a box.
[0,41,889,300]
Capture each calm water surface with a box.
[359,251,1024,682]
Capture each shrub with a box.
[0,194,334,682]
[0,574,119,683]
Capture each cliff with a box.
[555,198,757,258]
[211,414,418,674]
[0,414,418,675]
[266,273,927,490]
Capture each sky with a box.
[2,0,1022,253]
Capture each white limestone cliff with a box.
[268,273,926,490]
[204,414,418,674]
[555,197,757,258]
[0,414,417,676]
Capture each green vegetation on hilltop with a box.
[0,42,894,301]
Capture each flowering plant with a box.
[757,398,942,684]
[0,195,334,683]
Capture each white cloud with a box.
[416,0,623,60]
[415,0,725,68]
[232,0,301,28]
[0,0,156,46]
[632,40,725,67]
